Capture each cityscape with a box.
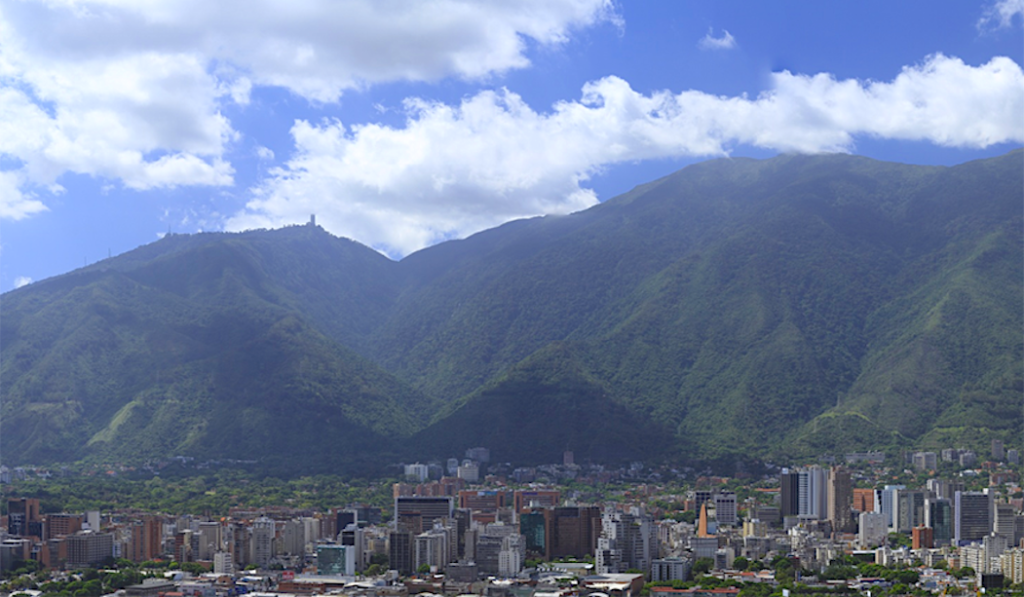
[2,441,1023,597]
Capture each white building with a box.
[214,551,234,575]
[404,463,429,482]
[858,511,886,548]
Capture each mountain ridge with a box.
[2,150,1021,472]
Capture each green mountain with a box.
[2,151,1021,471]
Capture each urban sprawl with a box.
[2,442,1024,597]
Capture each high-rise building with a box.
[926,498,952,546]
[214,551,234,575]
[388,528,414,575]
[896,490,927,533]
[6,498,41,537]
[520,512,546,556]
[912,526,934,549]
[912,452,938,471]
[65,532,114,568]
[995,503,1016,539]
[714,492,737,527]
[879,485,905,532]
[798,466,828,520]
[955,491,993,544]
[595,510,656,575]
[651,557,692,582]
[827,467,853,532]
[779,471,800,518]
[414,528,449,572]
[196,521,222,561]
[45,514,84,540]
[992,440,1005,461]
[317,544,355,576]
[251,517,275,569]
[394,497,453,533]
[852,488,875,513]
[543,506,601,561]
[228,523,251,568]
[858,511,886,548]
[404,463,429,482]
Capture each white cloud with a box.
[0,171,48,220]
[979,0,1024,29]
[0,0,616,219]
[698,28,736,50]
[255,146,275,161]
[13,276,33,289]
[229,53,1024,256]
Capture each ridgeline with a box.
[2,151,1021,474]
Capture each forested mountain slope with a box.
[2,151,1020,470]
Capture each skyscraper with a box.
[926,498,952,545]
[780,471,800,518]
[827,466,853,532]
[955,491,993,545]
[798,466,827,520]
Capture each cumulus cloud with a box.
[0,0,615,218]
[979,0,1024,29]
[13,276,33,289]
[228,54,1024,256]
[0,171,48,221]
[698,28,737,50]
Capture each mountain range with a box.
[2,150,1021,474]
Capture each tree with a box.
[732,557,750,571]
[692,558,714,576]
[416,564,431,574]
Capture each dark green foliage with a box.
[1,151,1021,470]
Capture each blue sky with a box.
[1,0,1022,292]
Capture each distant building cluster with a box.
[2,438,1023,596]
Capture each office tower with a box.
[45,514,84,540]
[955,491,993,544]
[6,498,41,537]
[780,471,800,517]
[912,452,938,471]
[714,492,738,527]
[596,510,656,575]
[335,510,356,534]
[394,497,453,533]
[520,512,546,555]
[388,528,414,575]
[317,544,355,576]
[995,503,1016,539]
[798,466,828,519]
[912,526,934,549]
[879,485,905,532]
[65,532,114,568]
[827,466,853,532]
[251,517,275,569]
[414,528,449,572]
[543,506,601,560]
[859,511,887,548]
[896,490,927,533]
[992,440,1005,461]
[852,488,875,513]
[926,498,952,546]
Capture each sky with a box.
[1,0,1022,292]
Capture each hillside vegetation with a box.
[2,151,1020,472]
